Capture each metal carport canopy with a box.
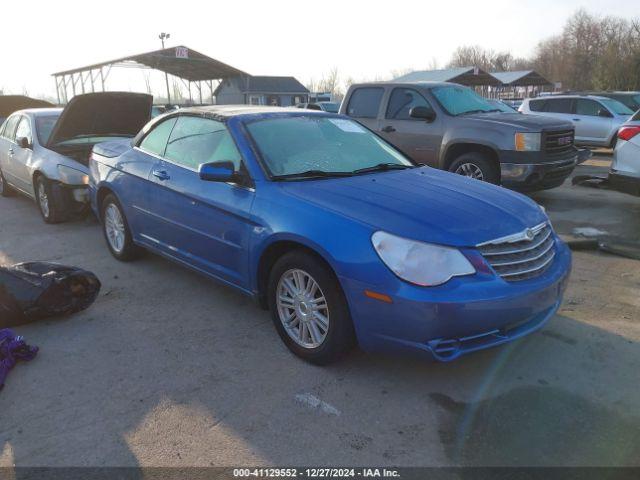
[51,45,248,103]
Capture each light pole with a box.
[159,32,171,104]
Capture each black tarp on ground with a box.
[0,263,100,327]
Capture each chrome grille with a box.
[544,129,575,158]
[478,223,556,281]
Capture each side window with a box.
[544,99,573,114]
[14,117,32,145]
[2,115,20,141]
[139,117,178,156]
[346,88,384,118]
[528,100,546,112]
[164,116,242,171]
[386,88,432,120]
[575,99,602,116]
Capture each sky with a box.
[3,0,639,100]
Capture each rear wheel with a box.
[449,152,500,184]
[0,168,15,197]
[101,193,142,261]
[35,175,64,223]
[267,250,356,365]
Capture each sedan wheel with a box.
[277,269,330,348]
[268,250,356,365]
[104,204,126,254]
[100,193,142,261]
[37,179,50,218]
[35,176,62,223]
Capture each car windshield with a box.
[600,98,634,115]
[431,86,500,116]
[246,116,414,179]
[35,115,61,145]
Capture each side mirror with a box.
[409,106,436,122]
[199,161,236,182]
[17,136,31,149]
[598,108,612,118]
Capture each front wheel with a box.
[35,175,64,223]
[449,152,500,184]
[101,193,142,261]
[267,251,356,365]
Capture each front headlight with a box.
[371,231,476,286]
[514,132,541,151]
[57,165,89,185]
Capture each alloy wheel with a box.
[37,179,50,218]
[455,162,484,180]
[104,203,126,254]
[276,269,329,349]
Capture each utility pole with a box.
[159,32,171,104]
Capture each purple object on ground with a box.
[0,329,38,390]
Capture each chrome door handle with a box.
[381,126,396,133]
[7,148,14,155]
[152,169,170,181]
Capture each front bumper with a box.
[501,157,577,191]
[51,182,90,217]
[340,238,571,361]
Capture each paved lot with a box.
[1,155,639,467]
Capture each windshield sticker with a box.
[329,119,366,133]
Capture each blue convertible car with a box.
[89,106,571,364]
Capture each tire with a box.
[34,175,64,224]
[448,152,500,184]
[267,250,356,365]
[100,193,142,261]
[0,168,15,197]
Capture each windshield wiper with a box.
[271,170,355,181]
[352,163,414,175]
[456,109,502,116]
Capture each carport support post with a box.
[54,77,61,105]
[164,71,171,104]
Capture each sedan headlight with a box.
[514,132,541,151]
[57,165,89,185]
[371,231,476,286]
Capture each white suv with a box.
[610,111,640,196]
[520,95,633,148]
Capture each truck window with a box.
[543,99,573,114]
[386,88,432,120]
[346,88,384,119]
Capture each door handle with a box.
[572,118,581,121]
[7,148,14,155]
[152,169,170,181]
[381,126,396,133]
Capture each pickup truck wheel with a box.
[0,168,15,197]
[449,153,499,184]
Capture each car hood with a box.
[47,92,152,147]
[279,168,547,247]
[461,112,573,131]
[0,95,54,117]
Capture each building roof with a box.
[230,76,310,94]
[394,67,501,86]
[491,70,552,87]
[52,46,247,82]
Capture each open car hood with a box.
[0,95,54,118]
[47,92,152,147]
